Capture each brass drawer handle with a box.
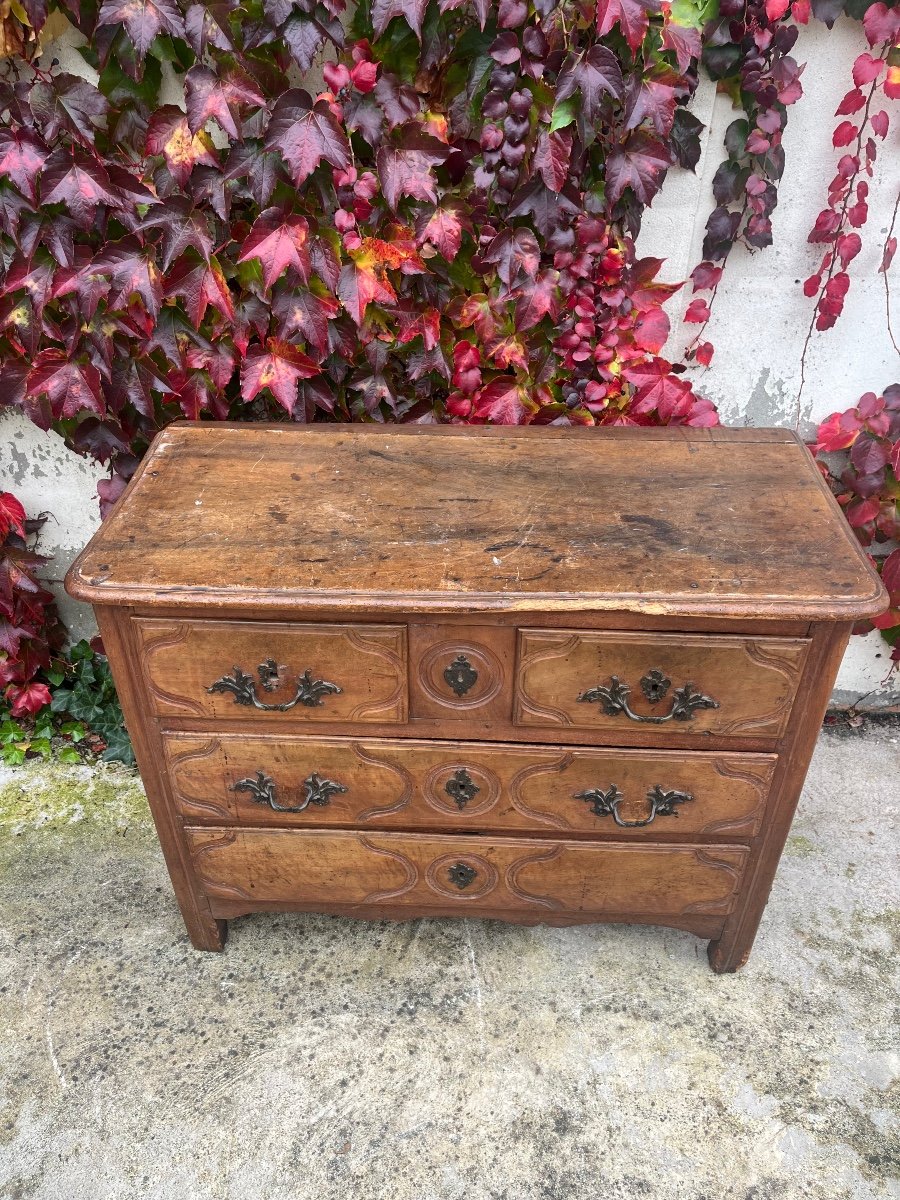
[208,659,342,711]
[231,770,348,813]
[577,668,718,723]
[576,784,693,828]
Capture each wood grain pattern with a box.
[65,424,887,621]
[137,618,407,722]
[185,827,749,919]
[163,731,776,839]
[515,629,809,739]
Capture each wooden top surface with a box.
[66,424,886,620]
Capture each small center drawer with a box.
[164,732,776,839]
[136,619,407,723]
[187,827,749,921]
[515,629,810,740]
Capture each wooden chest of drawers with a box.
[65,425,886,972]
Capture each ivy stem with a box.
[882,187,900,359]
[795,49,886,424]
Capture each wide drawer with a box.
[136,619,407,723]
[515,630,810,740]
[186,828,748,919]
[164,732,776,839]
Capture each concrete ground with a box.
[0,726,897,1200]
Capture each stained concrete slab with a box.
[0,726,897,1200]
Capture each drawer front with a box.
[136,619,407,723]
[408,624,515,721]
[515,630,810,740]
[186,828,748,919]
[165,732,775,839]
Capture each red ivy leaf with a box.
[273,288,340,355]
[556,46,625,125]
[371,0,428,40]
[695,341,714,366]
[6,681,52,718]
[89,236,163,318]
[633,305,670,353]
[850,433,889,475]
[265,91,351,187]
[396,306,441,350]
[596,0,652,52]
[41,150,120,227]
[605,133,672,206]
[480,227,540,285]
[835,88,865,116]
[377,131,448,211]
[862,2,900,46]
[184,66,265,139]
[164,255,235,326]
[852,53,884,87]
[337,260,395,326]
[870,110,889,139]
[660,20,700,73]
[472,377,529,424]
[237,209,311,289]
[625,76,680,137]
[684,298,711,323]
[415,203,467,259]
[846,497,880,527]
[836,231,862,269]
[532,130,572,193]
[0,493,27,540]
[146,108,218,187]
[513,270,559,332]
[881,237,897,274]
[240,339,321,415]
[690,262,722,291]
[97,0,185,59]
[832,121,857,148]
[0,130,47,201]
[26,350,104,419]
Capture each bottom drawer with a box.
[186,828,748,921]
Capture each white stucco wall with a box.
[0,14,897,703]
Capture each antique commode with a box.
[65,424,885,971]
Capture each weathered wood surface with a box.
[66,424,887,620]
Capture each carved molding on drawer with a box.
[513,633,580,727]
[421,760,502,818]
[425,852,499,901]
[416,640,504,710]
[710,641,805,737]
[504,845,566,909]
[682,851,746,916]
[358,836,419,903]
[344,629,408,721]
[507,755,576,831]
[352,744,414,821]
[704,758,776,837]
[140,623,207,716]
[166,737,233,822]
[190,831,255,901]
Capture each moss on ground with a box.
[0,761,149,838]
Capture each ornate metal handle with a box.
[208,659,342,712]
[447,862,478,889]
[231,770,347,813]
[577,668,718,724]
[576,783,693,828]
